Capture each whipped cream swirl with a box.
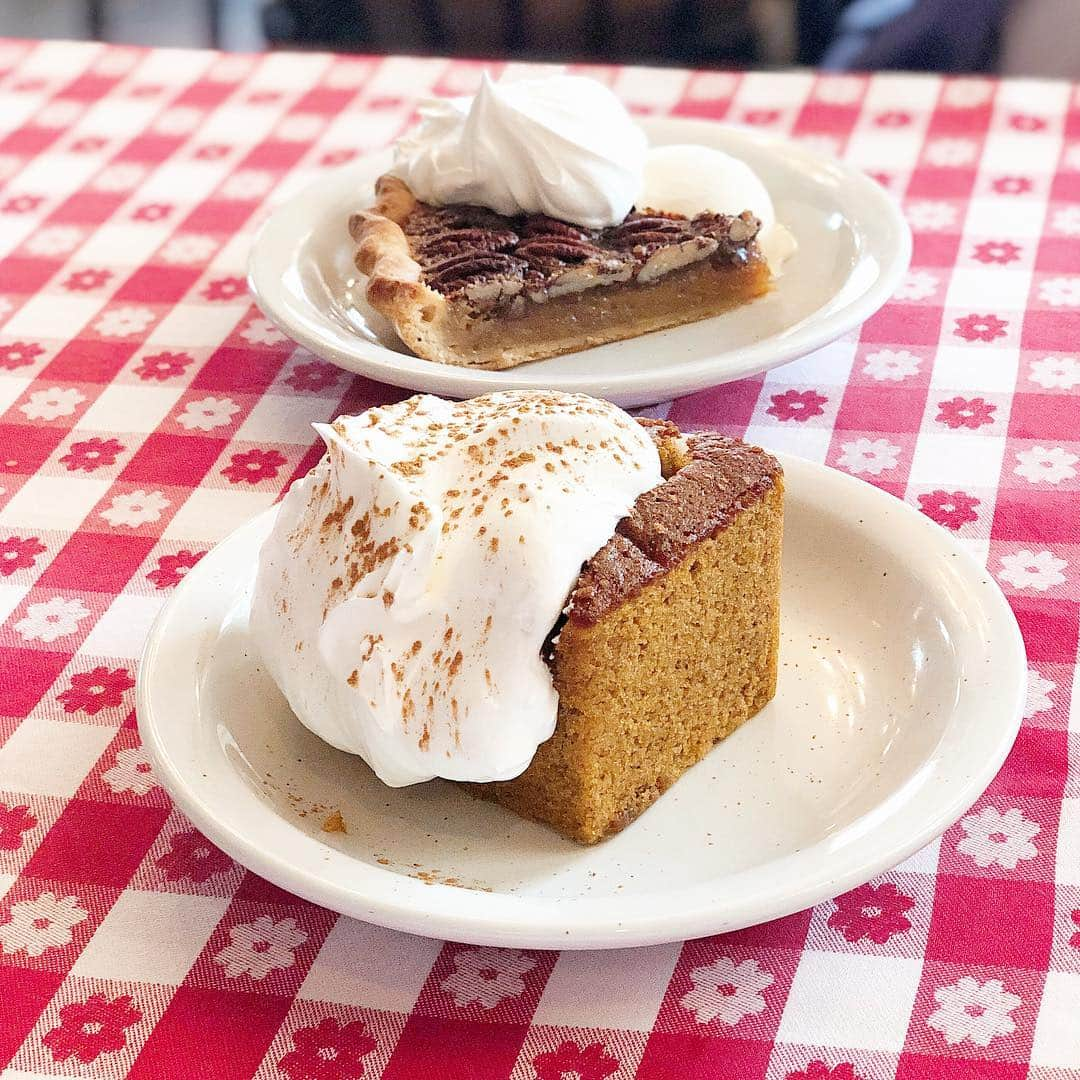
[391,73,647,229]
[252,391,661,786]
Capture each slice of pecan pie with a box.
[348,175,771,370]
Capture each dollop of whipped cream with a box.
[251,390,661,786]
[638,144,797,273]
[391,73,647,229]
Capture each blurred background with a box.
[1,0,1076,77]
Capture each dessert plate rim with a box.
[247,118,912,408]
[137,454,1025,949]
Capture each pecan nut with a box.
[516,237,603,265]
[417,227,519,261]
[426,252,525,292]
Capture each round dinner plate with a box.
[137,455,1025,950]
[247,119,911,408]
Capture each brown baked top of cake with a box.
[568,425,781,626]
[399,201,763,316]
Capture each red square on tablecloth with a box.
[1011,598,1078,662]
[0,423,67,474]
[896,1055,1029,1080]
[907,168,978,198]
[25,799,168,889]
[913,232,963,266]
[1021,309,1080,351]
[1034,236,1080,273]
[637,1032,773,1079]
[113,265,202,304]
[35,532,154,594]
[382,1016,529,1080]
[991,726,1070,798]
[1009,392,1077,440]
[0,256,61,294]
[116,133,186,163]
[834,384,929,433]
[47,190,126,226]
[993,491,1080,541]
[43,339,135,383]
[128,985,291,1080]
[0,967,65,1067]
[925,876,1054,970]
[119,432,229,487]
[0,648,73,719]
[1049,170,1080,201]
[860,305,944,345]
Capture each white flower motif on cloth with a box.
[686,72,739,100]
[240,318,288,346]
[893,270,939,302]
[102,746,158,796]
[1015,446,1078,485]
[18,387,86,421]
[24,225,85,256]
[0,892,88,957]
[957,806,1039,869]
[214,915,307,980]
[38,100,83,128]
[680,956,773,1025]
[942,78,993,107]
[220,170,274,201]
[928,976,1021,1047]
[276,113,324,142]
[0,296,13,319]
[160,234,217,265]
[998,549,1067,591]
[1051,206,1080,237]
[1063,143,1080,171]
[924,138,978,167]
[176,396,241,431]
[14,596,91,643]
[1025,669,1054,717]
[1039,276,1080,307]
[101,490,170,528]
[904,201,957,231]
[91,162,145,193]
[1029,355,1080,390]
[838,438,901,476]
[813,73,864,104]
[441,947,536,1009]
[864,349,921,381]
[153,105,202,135]
[95,306,156,338]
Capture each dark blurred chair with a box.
[797,0,1006,71]
[261,0,762,67]
[261,0,1009,73]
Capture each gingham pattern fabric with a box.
[0,37,1077,1080]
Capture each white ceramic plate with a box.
[138,455,1024,949]
[247,119,911,408]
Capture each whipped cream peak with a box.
[391,73,648,229]
[252,390,662,785]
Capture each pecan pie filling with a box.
[403,203,763,316]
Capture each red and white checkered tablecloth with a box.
[0,36,1077,1080]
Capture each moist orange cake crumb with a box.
[465,421,783,843]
